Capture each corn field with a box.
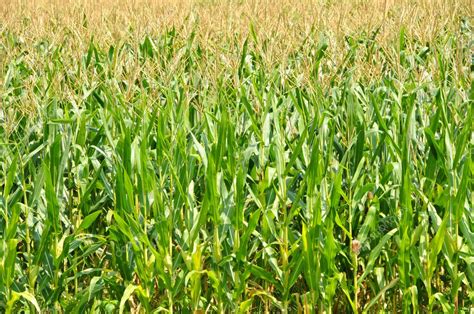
[0,0,473,312]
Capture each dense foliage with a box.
[0,1,472,312]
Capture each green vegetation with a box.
[1,1,473,312]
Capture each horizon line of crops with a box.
[1,14,473,313]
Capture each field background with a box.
[1,0,473,313]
